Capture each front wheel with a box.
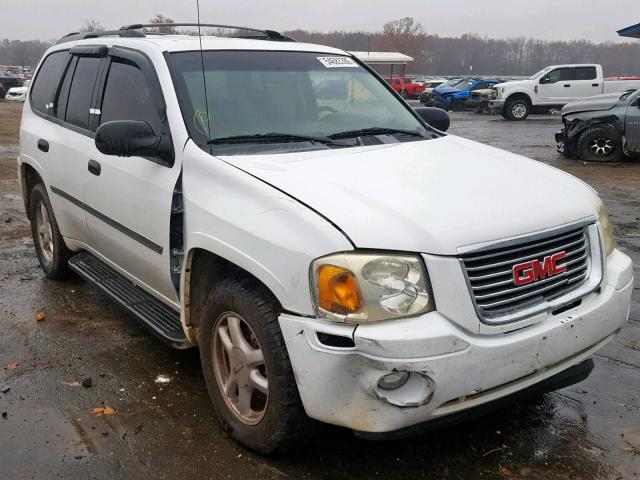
[503,98,530,120]
[29,183,72,279]
[199,276,313,453]
[576,125,623,162]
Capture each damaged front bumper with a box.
[279,249,633,435]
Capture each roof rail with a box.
[56,29,145,45]
[120,23,295,42]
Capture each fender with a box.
[17,154,45,217]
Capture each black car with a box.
[556,89,640,162]
[0,72,22,98]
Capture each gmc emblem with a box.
[513,252,567,286]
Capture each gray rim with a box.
[35,201,54,263]
[512,103,527,118]
[589,137,614,156]
[212,312,268,425]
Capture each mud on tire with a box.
[199,276,313,454]
[29,183,73,279]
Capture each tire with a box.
[199,276,313,454]
[29,183,72,279]
[503,97,530,121]
[576,125,623,162]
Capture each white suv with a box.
[18,24,633,453]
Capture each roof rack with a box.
[57,23,295,45]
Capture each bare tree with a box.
[147,14,176,34]
[79,19,104,33]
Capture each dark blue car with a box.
[430,78,502,110]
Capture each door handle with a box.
[37,139,49,152]
[88,159,101,176]
[592,83,599,87]
[563,84,570,88]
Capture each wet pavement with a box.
[0,103,639,479]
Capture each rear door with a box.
[570,66,600,99]
[83,47,181,304]
[538,67,573,104]
[624,93,640,153]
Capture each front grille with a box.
[460,225,591,320]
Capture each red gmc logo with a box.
[513,252,567,286]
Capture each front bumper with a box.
[5,93,26,102]
[489,99,505,112]
[279,249,633,434]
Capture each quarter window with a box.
[30,51,70,114]
[99,60,162,133]
[65,56,102,130]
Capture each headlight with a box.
[311,253,435,323]
[596,197,615,256]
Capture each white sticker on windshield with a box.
[317,56,358,68]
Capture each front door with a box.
[538,67,573,104]
[83,49,181,304]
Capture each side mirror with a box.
[414,107,450,132]
[540,76,550,84]
[95,120,172,161]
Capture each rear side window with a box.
[572,67,597,81]
[30,51,70,114]
[65,56,102,130]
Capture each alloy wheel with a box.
[589,137,614,156]
[212,312,268,425]
[512,103,527,119]
[35,201,54,263]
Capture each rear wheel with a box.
[503,98,530,120]
[576,125,623,162]
[29,183,72,279]
[199,276,313,453]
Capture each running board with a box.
[68,252,190,349]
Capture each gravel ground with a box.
[0,102,638,480]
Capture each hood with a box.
[561,92,626,116]
[221,136,598,255]
[7,86,27,94]
[434,87,461,95]
[495,80,528,89]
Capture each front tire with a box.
[503,98,530,120]
[29,183,72,279]
[576,125,623,162]
[199,276,312,454]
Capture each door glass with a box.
[65,56,102,130]
[100,61,162,133]
[30,51,71,115]
[572,67,597,81]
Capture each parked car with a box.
[19,24,633,454]
[466,88,495,113]
[490,64,640,120]
[419,78,463,105]
[0,71,23,92]
[5,79,30,102]
[384,76,425,98]
[430,78,502,111]
[555,89,640,162]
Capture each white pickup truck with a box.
[490,64,640,120]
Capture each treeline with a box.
[2,16,640,77]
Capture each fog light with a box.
[378,371,410,391]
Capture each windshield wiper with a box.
[208,132,338,146]
[328,127,425,139]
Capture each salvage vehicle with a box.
[384,76,425,98]
[555,89,640,162]
[19,24,633,454]
[430,78,501,111]
[0,71,22,98]
[419,78,462,105]
[5,79,30,102]
[490,64,640,120]
[466,88,495,113]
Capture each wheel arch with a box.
[181,247,289,346]
[19,160,45,220]
[504,91,532,106]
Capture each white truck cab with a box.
[491,64,640,120]
[18,25,633,453]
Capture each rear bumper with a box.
[279,249,633,434]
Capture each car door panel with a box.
[624,101,640,153]
[538,68,573,104]
[83,50,180,303]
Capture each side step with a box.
[68,252,191,349]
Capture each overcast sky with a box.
[2,0,638,43]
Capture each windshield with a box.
[529,67,552,80]
[452,79,474,90]
[170,51,430,154]
[437,78,462,89]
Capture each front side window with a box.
[30,51,70,114]
[65,56,102,130]
[99,60,162,133]
[545,68,571,83]
[170,51,430,154]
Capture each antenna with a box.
[196,0,212,149]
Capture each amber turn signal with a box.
[317,265,361,314]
